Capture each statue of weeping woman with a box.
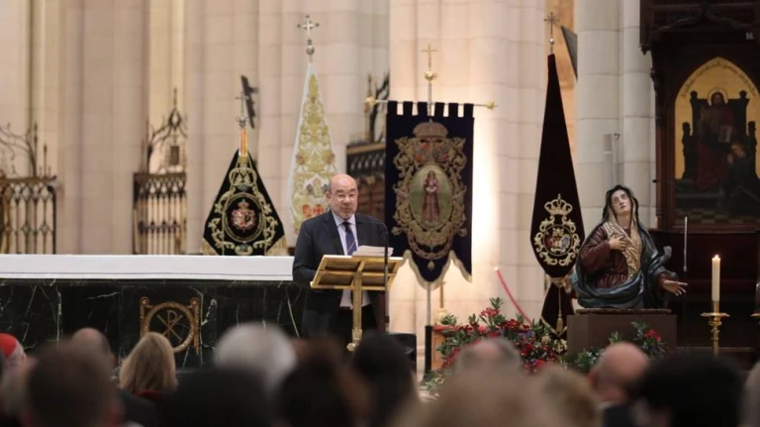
[569,185,687,309]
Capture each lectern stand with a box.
[311,254,403,351]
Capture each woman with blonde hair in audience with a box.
[119,332,177,403]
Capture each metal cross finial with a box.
[421,43,438,116]
[544,12,560,53]
[235,90,248,129]
[422,43,437,73]
[298,15,320,61]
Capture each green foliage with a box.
[421,301,669,397]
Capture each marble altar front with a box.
[0,255,302,367]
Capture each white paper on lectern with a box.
[355,246,394,257]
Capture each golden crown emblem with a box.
[413,121,448,139]
[544,195,573,216]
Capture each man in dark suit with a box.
[589,342,649,427]
[292,174,386,344]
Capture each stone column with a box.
[361,0,390,84]
[621,0,654,225]
[515,0,548,317]
[0,0,31,175]
[171,0,185,110]
[575,0,620,233]
[148,0,173,126]
[58,0,85,253]
[232,0,258,157]
[79,0,147,253]
[198,0,241,232]
[184,0,205,253]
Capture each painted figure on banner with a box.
[422,170,441,225]
[570,185,688,309]
[676,57,760,223]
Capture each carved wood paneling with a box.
[346,142,385,221]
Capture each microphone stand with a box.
[377,221,390,332]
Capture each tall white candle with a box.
[712,255,721,302]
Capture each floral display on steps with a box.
[423,298,668,396]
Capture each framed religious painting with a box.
[642,0,760,231]
[672,57,760,228]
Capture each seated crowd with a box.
[0,325,752,427]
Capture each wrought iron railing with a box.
[0,123,58,254]
[0,177,57,254]
[133,172,186,254]
[133,89,188,254]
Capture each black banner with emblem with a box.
[530,54,585,334]
[385,101,474,285]
[202,150,286,256]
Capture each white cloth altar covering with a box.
[0,255,294,281]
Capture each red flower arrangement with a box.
[424,299,667,396]
[436,298,566,373]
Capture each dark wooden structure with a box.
[346,141,385,220]
[642,0,760,355]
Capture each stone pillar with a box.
[275,0,303,248]
[515,0,548,317]
[0,0,31,175]
[148,0,172,127]
[184,0,205,253]
[361,0,390,84]
[575,0,620,233]
[79,0,147,253]
[621,0,655,225]
[232,0,258,156]
[59,0,85,253]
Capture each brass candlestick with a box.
[700,301,729,356]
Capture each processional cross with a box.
[544,11,560,54]
[234,90,248,129]
[297,15,320,61]
[421,43,438,115]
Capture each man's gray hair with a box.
[215,322,296,395]
[454,338,522,374]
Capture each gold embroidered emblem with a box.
[139,297,200,354]
[532,194,581,267]
[392,121,468,272]
[207,154,283,256]
[288,70,338,235]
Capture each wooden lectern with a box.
[311,254,403,351]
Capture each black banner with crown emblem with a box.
[530,54,585,335]
[385,101,474,285]
[202,150,286,256]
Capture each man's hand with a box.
[608,236,627,251]
[662,279,688,296]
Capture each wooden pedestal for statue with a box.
[567,309,677,354]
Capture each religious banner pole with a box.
[201,92,286,256]
[288,15,338,237]
[530,12,584,337]
[235,91,249,158]
[379,43,496,373]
